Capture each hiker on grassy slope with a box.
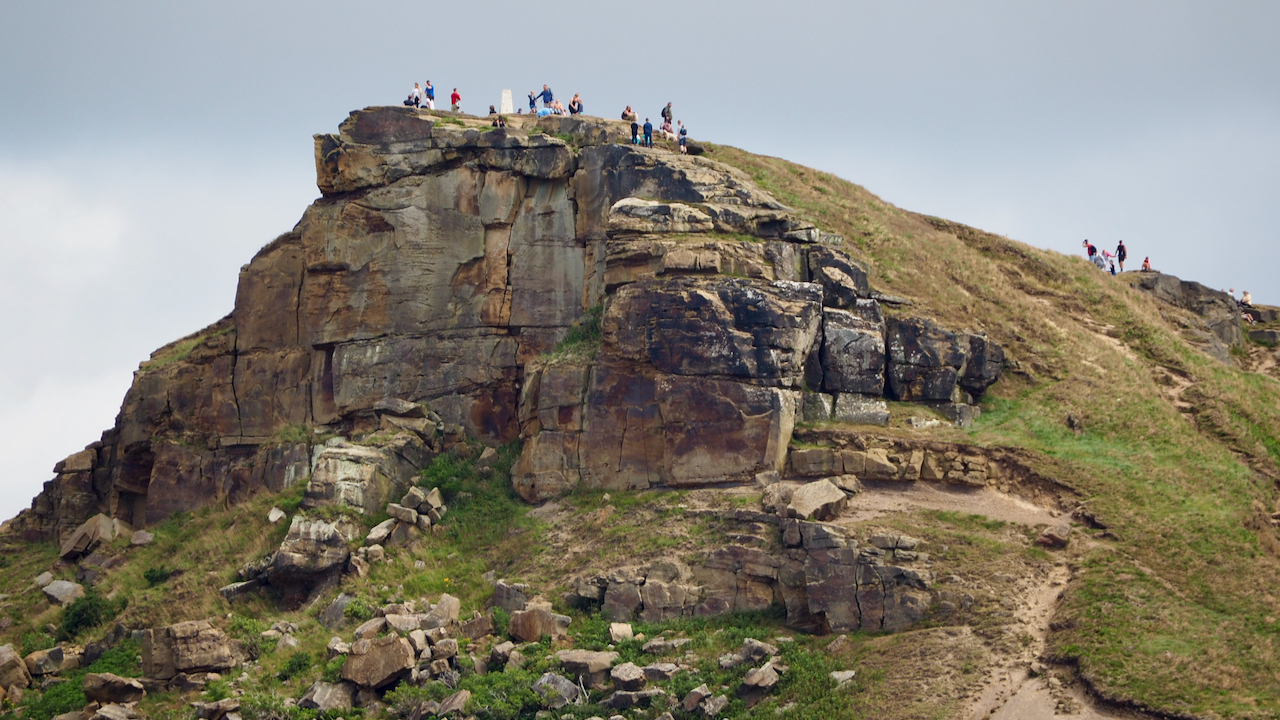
[1117,240,1127,271]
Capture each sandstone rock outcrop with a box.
[141,620,237,680]
[1126,271,1244,362]
[10,106,1005,541]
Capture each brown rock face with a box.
[83,672,146,704]
[141,621,237,680]
[340,635,415,689]
[12,106,1005,538]
[0,644,32,690]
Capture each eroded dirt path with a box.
[844,480,1064,526]
[839,480,1160,720]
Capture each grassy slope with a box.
[706,144,1280,717]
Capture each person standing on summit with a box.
[540,84,554,108]
[661,102,673,124]
[450,88,461,112]
[1116,240,1127,272]
[643,118,654,148]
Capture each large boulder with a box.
[603,277,822,385]
[807,246,869,307]
[299,680,355,710]
[885,317,966,402]
[555,649,618,690]
[787,479,847,521]
[959,334,1005,397]
[508,607,571,642]
[532,672,581,709]
[42,580,85,606]
[0,644,32,690]
[141,620,237,680]
[265,516,358,606]
[83,672,146,704]
[340,635,414,689]
[59,513,118,561]
[23,647,64,676]
[820,301,886,395]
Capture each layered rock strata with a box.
[11,106,1004,540]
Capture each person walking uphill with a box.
[643,118,654,148]
[450,88,461,112]
[1116,240,1127,272]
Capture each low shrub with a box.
[277,650,313,681]
[143,566,176,586]
[343,598,374,622]
[59,589,125,640]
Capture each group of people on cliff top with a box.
[621,103,687,153]
[406,82,461,111]
[1084,240,1260,321]
[403,82,689,154]
[1083,239,1150,275]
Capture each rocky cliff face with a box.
[10,107,1005,542]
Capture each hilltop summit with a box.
[3,106,1280,720]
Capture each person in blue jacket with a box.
[643,118,653,148]
[528,90,537,112]
[539,85,554,108]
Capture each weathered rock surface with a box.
[60,513,119,560]
[11,105,1004,567]
[556,649,619,689]
[787,479,847,521]
[265,516,359,606]
[299,680,355,710]
[24,647,65,676]
[0,644,32,690]
[532,672,580,708]
[340,635,414,689]
[141,620,237,680]
[508,607,571,642]
[42,580,86,606]
[83,672,146,703]
[1128,271,1244,353]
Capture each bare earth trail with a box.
[838,480,1160,720]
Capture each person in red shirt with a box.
[450,88,461,112]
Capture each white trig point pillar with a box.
[499,89,514,115]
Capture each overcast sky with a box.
[2,1,1277,522]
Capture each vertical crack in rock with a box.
[230,333,243,437]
